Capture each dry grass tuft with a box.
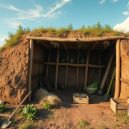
[35,88,62,106]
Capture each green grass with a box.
[0,23,125,53]
[78,120,90,129]
[42,101,54,110]
[0,25,30,53]
[18,121,34,129]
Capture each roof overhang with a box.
[27,36,127,43]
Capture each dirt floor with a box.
[0,91,129,129]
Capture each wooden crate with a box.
[73,93,89,104]
[110,98,127,115]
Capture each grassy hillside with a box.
[0,23,126,53]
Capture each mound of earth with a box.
[0,36,29,104]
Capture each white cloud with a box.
[112,0,119,2]
[44,0,72,17]
[122,2,129,16]
[0,35,7,46]
[123,11,129,16]
[0,0,72,20]
[7,20,22,28]
[113,17,129,33]
[100,0,106,4]
[100,0,119,4]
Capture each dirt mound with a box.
[0,36,29,104]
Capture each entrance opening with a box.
[31,39,116,104]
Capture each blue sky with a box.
[0,0,129,45]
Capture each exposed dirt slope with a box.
[0,36,29,104]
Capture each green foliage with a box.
[42,102,54,110]
[0,25,30,53]
[19,121,34,129]
[78,120,90,128]
[78,23,121,37]
[22,104,37,120]
[0,103,6,113]
[124,116,129,123]
[99,126,109,129]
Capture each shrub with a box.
[0,103,6,113]
[78,120,90,128]
[42,102,54,110]
[19,121,34,129]
[0,25,30,53]
[22,104,37,120]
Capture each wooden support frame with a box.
[84,50,89,90]
[77,50,79,89]
[28,39,33,101]
[99,52,114,91]
[46,50,50,81]
[114,39,121,99]
[65,51,69,89]
[55,49,59,89]
[98,54,101,85]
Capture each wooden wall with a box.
[119,40,129,98]
[31,41,116,94]
[31,42,46,93]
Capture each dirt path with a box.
[34,102,129,129]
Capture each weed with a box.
[0,103,6,113]
[78,119,90,128]
[18,121,34,129]
[0,25,29,53]
[99,126,109,129]
[42,102,54,110]
[124,116,129,123]
[22,104,37,120]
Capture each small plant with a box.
[42,101,54,110]
[22,104,37,120]
[0,103,6,113]
[19,121,34,129]
[99,126,109,129]
[124,116,129,123]
[78,119,90,128]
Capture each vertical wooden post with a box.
[114,40,121,99]
[77,50,79,89]
[99,53,114,92]
[55,49,59,89]
[46,50,50,89]
[28,39,33,101]
[98,54,101,85]
[84,50,89,90]
[65,51,69,89]
[46,50,50,81]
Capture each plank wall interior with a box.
[31,40,116,94]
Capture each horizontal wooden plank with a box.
[27,36,126,43]
[44,62,105,68]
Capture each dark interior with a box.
[31,40,116,103]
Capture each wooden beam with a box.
[28,39,33,101]
[46,49,51,88]
[65,51,69,89]
[55,49,59,89]
[98,54,101,85]
[27,36,125,43]
[77,50,79,89]
[114,40,121,99]
[84,50,89,90]
[99,52,114,92]
[44,62,105,68]
[114,40,121,98]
